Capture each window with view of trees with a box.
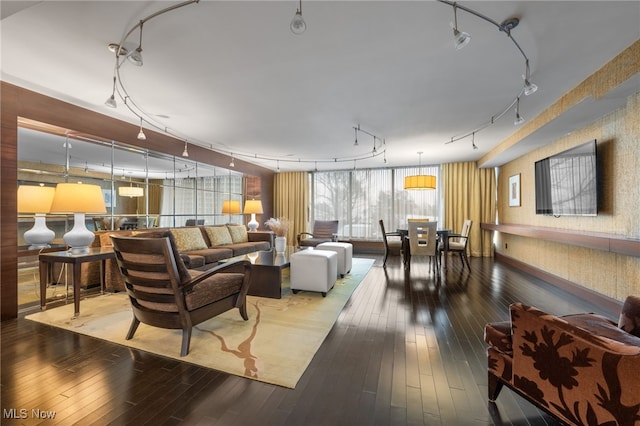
[311,166,440,240]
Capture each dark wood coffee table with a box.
[219,247,296,299]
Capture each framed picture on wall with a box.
[509,174,521,207]
[102,189,116,208]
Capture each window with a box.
[311,166,440,239]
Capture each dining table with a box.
[397,228,451,271]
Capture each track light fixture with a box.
[437,0,538,150]
[354,125,359,146]
[128,21,144,66]
[229,154,235,168]
[452,2,471,50]
[105,76,117,108]
[137,117,146,140]
[523,59,538,95]
[471,132,478,150]
[290,0,306,35]
[182,141,189,157]
[514,97,525,125]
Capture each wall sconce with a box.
[118,185,144,197]
[17,184,56,249]
[243,199,263,231]
[49,183,107,254]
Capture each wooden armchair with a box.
[297,220,339,247]
[110,232,252,356]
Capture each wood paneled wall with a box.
[1,82,275,320]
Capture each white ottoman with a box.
[290,250,337,297]
[316,242,353,277]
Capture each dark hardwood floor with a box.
[1,255,617,425]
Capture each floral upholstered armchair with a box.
[485,296,640,426]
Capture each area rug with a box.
[26,258,374,389]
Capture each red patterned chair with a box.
[484,296,640,426]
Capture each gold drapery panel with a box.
[442,162,496,257]
[143,180,163,224]
[274,172,309,242]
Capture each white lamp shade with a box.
[221,200,241,214]
[17,185,55,213]
[118,186,144,197]
[49,183,107,214]
[243,199,264,214]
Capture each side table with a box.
[39,247,115,316]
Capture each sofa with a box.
[484,296,640,426]
[99,224,272,292]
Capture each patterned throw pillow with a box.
[227,224,248,243]
[170,227,207,252]
[203,226,233,247]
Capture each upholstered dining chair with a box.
[110,232,252,356]
[379,219,403,267]
[408,220,439,273]
[297,220,339,247]
[440,219,472,270]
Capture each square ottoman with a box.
[316,242,353,277]
[290,250,338,297]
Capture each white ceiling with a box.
[2,1,639,172]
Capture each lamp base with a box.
[247,213,259,232]
[24,214,55,249]
[63,213,95,255]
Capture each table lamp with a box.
[221,200,241,215]
[18,184,56,249]
[243,199,263,231]
[49,182,107,254]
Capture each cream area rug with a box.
[26,258,374,389]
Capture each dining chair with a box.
[378,219,403,267]
[440,219,472,270]
[408,220,439,273]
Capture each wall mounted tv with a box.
[534,140,598,216]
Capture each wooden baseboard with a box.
[495,252,623,317]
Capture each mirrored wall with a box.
[17,122,249,246]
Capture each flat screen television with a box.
[534,140,598,216]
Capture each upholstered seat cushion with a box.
[183,248,234,264]
[228,241,271,256]
[484,321,513,355]
[185,271,245,310]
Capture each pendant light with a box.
[404,152,436,190]
[290,0,306,35]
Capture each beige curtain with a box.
[274,172,309,242]
[442,162,496,257]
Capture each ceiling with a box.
[2,1,639,172]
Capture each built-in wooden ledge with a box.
[481,223,640,258]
